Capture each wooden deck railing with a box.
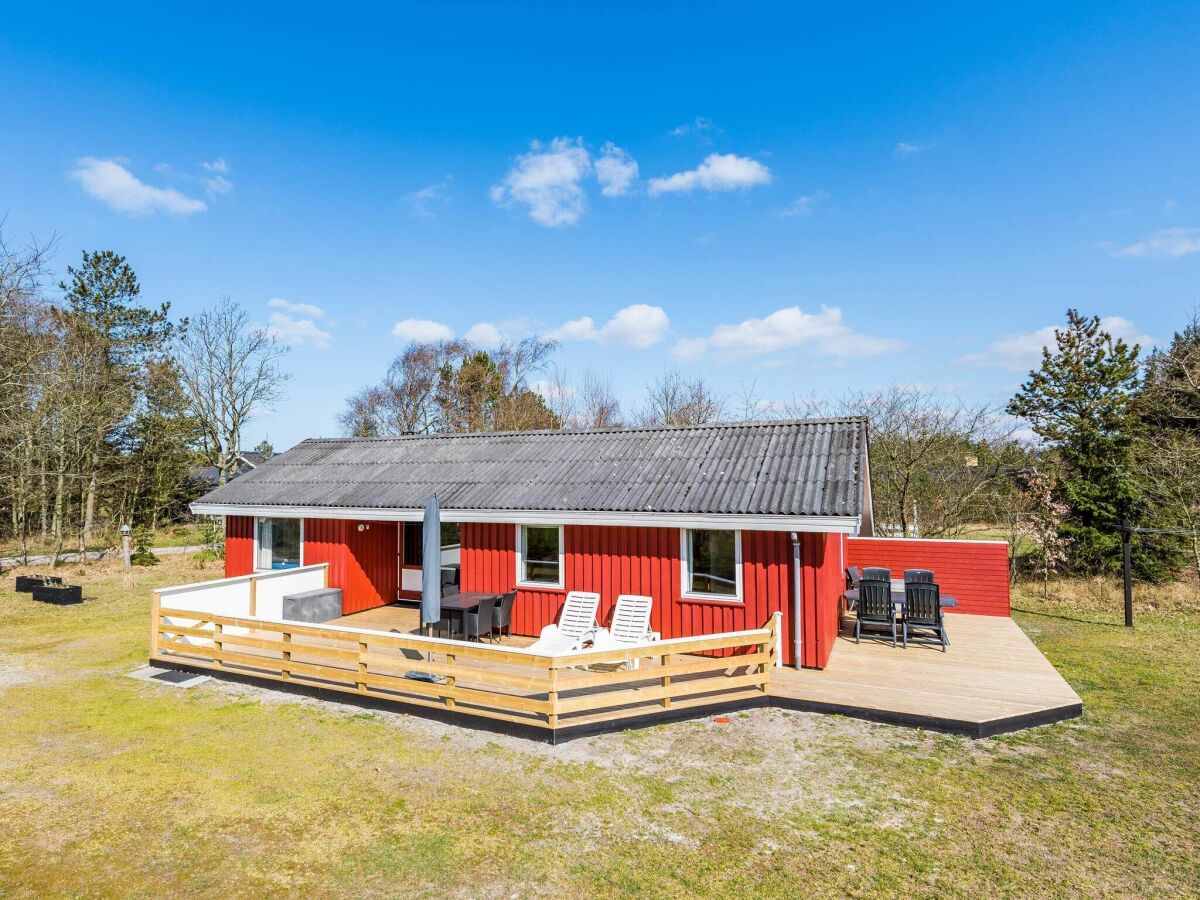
[151,594,779,732]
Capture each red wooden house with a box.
[191,418,1008,670]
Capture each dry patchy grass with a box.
[0,557,1197,897]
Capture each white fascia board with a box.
[190,503,862,535]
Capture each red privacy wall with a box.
[459,522,843,667]
[845,537,1010,616]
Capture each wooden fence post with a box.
[282,631,292,681]
[357,640,368,693]
[248,576,257,617]
[213,622,224,668]
[444,653,456,709]
[547,665,559,728]
[149,591,161,660]
[661,654,673,708]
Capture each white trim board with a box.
[193,503,862,535]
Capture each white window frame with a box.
[254,516,304,572]
[515,523,565,589]
[680,528,743,602]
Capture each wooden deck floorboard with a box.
[769,613,1082,734]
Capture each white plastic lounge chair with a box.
[526,591,601,654]
[589,594,660,668]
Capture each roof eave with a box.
[190,502,863,535]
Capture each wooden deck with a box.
[335,605,1081,738]
[770,613,1083,737]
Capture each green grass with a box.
[0,558,1197,897]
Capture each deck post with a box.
[213,622,224,668]
[547,665,559,728]
[248,576,257,617]
[281,631,292,680]
[149,591,161,660]
[661,654,672,708]
[357,640,368,693]
[444,653,456,709]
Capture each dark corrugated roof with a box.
[192,418,868,519]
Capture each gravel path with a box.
[0,545,206,569]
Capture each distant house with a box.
[188,451,266,492]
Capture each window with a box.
[256,517,301,571]
[517,525,563,587]
[682,529,741,600]
[402,522,462,567]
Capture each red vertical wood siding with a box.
[458,522,840,667]
[224,516,853,667]
[304,518,398,614]
[846,536,1010,616]
[225,515,254,577]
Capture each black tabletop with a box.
[844,588,958,608]
[438,591,499,611]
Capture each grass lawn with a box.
[1,557,1197,898]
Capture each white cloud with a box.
[268,297,325,319]
[595,142,639,197]
[68,157,207,216]
[490,137,592,226]
[530,379,575,402]
[668,116,716,138]
[546,315,599,342]
[204,174,233,198]
[266,298,331,348]
[778,190,828,219]
[392,318,454,342]
[647,153,771,196]
[599,304,670,348]
[465,322,504,347]
[202,158,229,174]
[545,304,670,349]
[672,306,901,361]
[957,316,1156,370]
[409,177,453,218]
[1109,228,1200,260]
[895,141,934,156]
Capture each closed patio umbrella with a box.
[420,494,442,635]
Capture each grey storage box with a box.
[281,588,343,623]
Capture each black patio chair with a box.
[854,579,898,647]
[463,596,498,642]
[845,566,862,588]
[491,590,517,642]
[904,569,934,584]
[863,567,891,582]
[902,581,947,651]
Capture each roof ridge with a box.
[301,416,868,444]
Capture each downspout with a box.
[791,532,802,670]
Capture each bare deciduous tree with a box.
[635,368,726,427]
[175,297,290,484]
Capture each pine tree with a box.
[1007,310,1147,575]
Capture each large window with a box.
[682,529,741,600]
[517,525,563,588]
[256,517,301,571]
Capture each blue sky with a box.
[3,2,1199,448]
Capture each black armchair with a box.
[855,579,898,647]
[902,582,947,650]
[491,590,517,641]
[463,596,497,642]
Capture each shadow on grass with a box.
[1012,605,1125,628]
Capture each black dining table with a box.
[843,587,958,610]
[436,591,500,638]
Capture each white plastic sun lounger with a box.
[526,591,601,654]
[589,594,660,668]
